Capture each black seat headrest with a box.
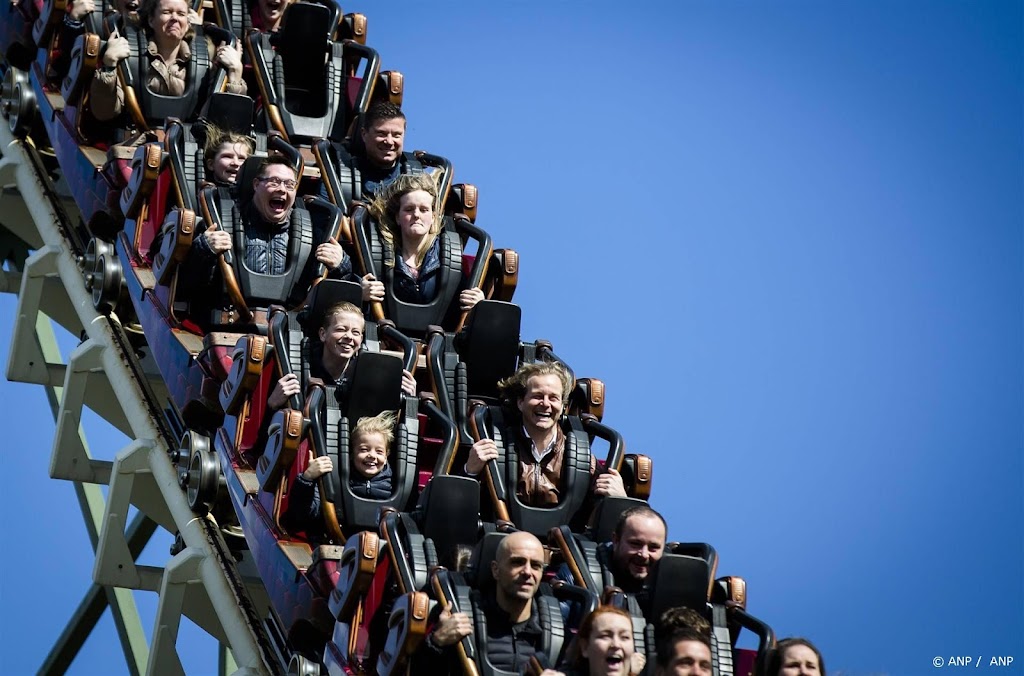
[344,351,403,424]
[648,554,712,620]
[589,496,650,544]
[204,92,255,136]
[297,279,363,334]
[455,300,521,399]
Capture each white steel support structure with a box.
[1,107,276,674]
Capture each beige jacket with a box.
[90,37,246,121]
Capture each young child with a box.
[348,410,396,499]
[285,410,397,533]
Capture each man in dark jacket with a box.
[555,505,668,621]
[424,531,550,671]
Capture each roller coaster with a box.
[1,1,778,673]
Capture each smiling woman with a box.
[570,606,640,676]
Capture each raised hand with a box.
[301,449,333,481]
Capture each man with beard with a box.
[182,156,348,327]
[422,531,553,672]
[555,505,668,622]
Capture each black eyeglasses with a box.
[257,176,298,190]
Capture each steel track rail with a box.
[0,109,282,673]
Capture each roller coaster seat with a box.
[163,95,259,212]
[472,407,595,539]
[246,1,378,145]
[113,21,234,130]
[180,164,341,329]
[351,204,493,337]
[316,140,425,212]
[451,531,572,676]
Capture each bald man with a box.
[423,532,550,672]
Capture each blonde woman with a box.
[365,173,484,310]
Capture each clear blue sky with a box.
[2,1,1022,674]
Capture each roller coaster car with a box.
[319,430,474,672]
[245,1,380,146]
[203,299,466,662]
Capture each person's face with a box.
[210,142,249,185]
[396,190,433,243]
[658,640,712,676]
[582,613,635,676]
[149,0,188,46]
[318,311,364,363]
[517,373,564,437]
[257,0,287,29]
[779,645,820,676]
[491,534,544,603]
[360,116,405,168]
[611,515,666,582]
[352,431,387,478]
[252,163,297,223]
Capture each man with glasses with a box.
[184,156,347,325]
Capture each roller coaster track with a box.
[1,112,284,674]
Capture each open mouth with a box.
[124,0,139,14]
[268,196,288,212]
[264,0,283,15]
[605,653,626,671]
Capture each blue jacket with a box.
[392,237,443,304]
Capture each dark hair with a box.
[655,626,711,669]
[362,101,405,132]
[657,606,709,639]
[256,154,298,180]
[768,638,826,676]
[613,505,668,540]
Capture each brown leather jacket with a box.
[513,427,596,507]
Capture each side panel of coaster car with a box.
[27,61,127,234]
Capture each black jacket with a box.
[478,591,545,673]
[349,463,393,499]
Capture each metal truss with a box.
[1,109,275,674]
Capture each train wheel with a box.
[83,238,122,315]
[179,432,219,517]
[286,654,321,676]
[0,67,37,139]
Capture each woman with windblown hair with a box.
[363,172,484,311]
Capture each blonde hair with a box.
[352,410,397,452]
[368,173,443,268]
[202,126,255,173]
[321,301,364,330]
[497,362,573,409]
